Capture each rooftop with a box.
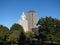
[28,11,36,13]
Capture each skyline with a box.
[0,0,60,28]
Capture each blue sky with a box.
[0,0,60,28]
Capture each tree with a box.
[18,32,26,44]
[10,23,24,32]
[7,30,20,43]
[37,16,60,42]
[0,25,9,43]
[25,32,32,39]
[7,23,24,43]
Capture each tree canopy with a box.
[37,16,60,42]
[0,25,9,42]
[7,23,24,43]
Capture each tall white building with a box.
[18,12,28,32]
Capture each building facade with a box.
[27,11,36,31]
[18,12,28,32]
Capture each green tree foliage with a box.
[7,30,20,43]
[37,16,60,42]
[0,25,9,42]
[10,23,24,32]
[18,32,26,44]
[25,32,32,39]
[7,23,24,43]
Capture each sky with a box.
[0,0,60,28]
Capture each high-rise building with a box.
[27,11,36,31]
[18,12,28,32]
